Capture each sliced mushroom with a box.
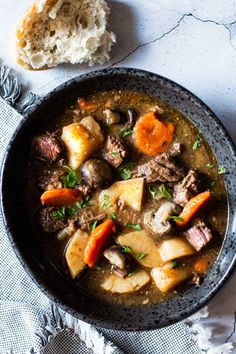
[81,159,112,189]
[103,109,126,125]
[144,201,181,237]
[111,267,128,278]
[103,245,133,278]
[127,108,137,128]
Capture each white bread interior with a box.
[16,0,116,70]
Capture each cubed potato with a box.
[101,270,150,293]
[151,263,192,292]
[65,229,88,278]
[117,230,163,267]
[61,116,104,170]
[99,178,144,212]
[158,237,195,263]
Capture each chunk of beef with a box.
[173,170,198,207]
[76,182,92,196]
[32,134,62,162]
[184,220,212,251]
[38,169,64,191]
[132,152,184,183]
[103,134,127,168]
[78,210,106,230]
[39,207,68,233]
[116,200,142,226]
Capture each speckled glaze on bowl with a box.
[1,68,236,331]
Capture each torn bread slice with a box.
[16,0,116,70]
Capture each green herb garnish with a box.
[192,134,202,150]
[209,180,216,190]
[94,265,101,271]
[53,207,77,219]
[149,184,158,199]
[120,128,133,138]
[111,151,121,157]
[102,194,110,209]
[168,215,184,222]
[111,212,117,220]
[218,165,226,175]
[122,245,132,253]
[62,165,82,188]
[206,163,213,169]
[171,260,181,269]
[160,184,171,199]
[128,272,135,277]
[66,207,77,218]
[90,220,98,232]
[52,207,66,219]
[119,168,131,180]
[118,162,134,180]
[136,253,148,260]
[125,223,142,231]
[76,195,93,209]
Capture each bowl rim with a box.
[1,67,236,331]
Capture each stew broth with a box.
[26,90,227,306]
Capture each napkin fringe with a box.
[35,305,234,354]
[0,65,40,114]
[36,304,120,354]
[185,307,234,353]
[18,92,41,115]
[0,66,21,106]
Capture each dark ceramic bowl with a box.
[1,68,236,330]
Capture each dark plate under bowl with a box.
[1,68,236,330]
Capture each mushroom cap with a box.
[81,159,112,189]
[103,245,133,277]
[144,201,181,237]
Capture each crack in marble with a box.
[225,311,236,343]
[108,13,236,67]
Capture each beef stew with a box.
[26,90,227,306]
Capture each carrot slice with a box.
[78,98,98,112]
[194,258,209,273]
[133,112,175,155]
[176,191,211,227]
[84,219,116,268]
[40,188,83,206]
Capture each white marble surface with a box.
[0,0,236,350]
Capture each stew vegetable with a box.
[26,90,227,306]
